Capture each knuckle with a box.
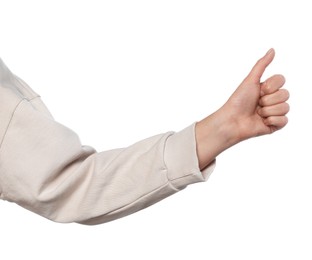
[282,89,290,100]
[280,103,290,115]
[277,74,286,84]
[273,74,286,86]
[278,116,288,128]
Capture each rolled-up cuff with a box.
[164,123,216,190]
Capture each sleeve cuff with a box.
[164,123,216,190]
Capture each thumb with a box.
[245,48,275,84]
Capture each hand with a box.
[219,48,289,142]
[195,49,290,170]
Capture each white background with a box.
[0,0,311,259]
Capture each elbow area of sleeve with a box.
[164,123,216,190]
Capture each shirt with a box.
[0,58,215,225]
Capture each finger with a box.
[260,74,286,96]
[259,89,289,106]
[258,102,290,117]
[263,116,288,129]
[245,48,275,84]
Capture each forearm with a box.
[1,57,217,225]
[195,109,240,170]
[1,105,214,224]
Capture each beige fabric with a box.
[0,58,215,225]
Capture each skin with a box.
[195,49,290,170]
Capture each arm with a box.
[0,58,214,225]
[0,49,289,225]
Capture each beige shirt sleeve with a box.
[0,58,215,225]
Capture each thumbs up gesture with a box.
[221,48,289,140]
[196,49,290,170]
